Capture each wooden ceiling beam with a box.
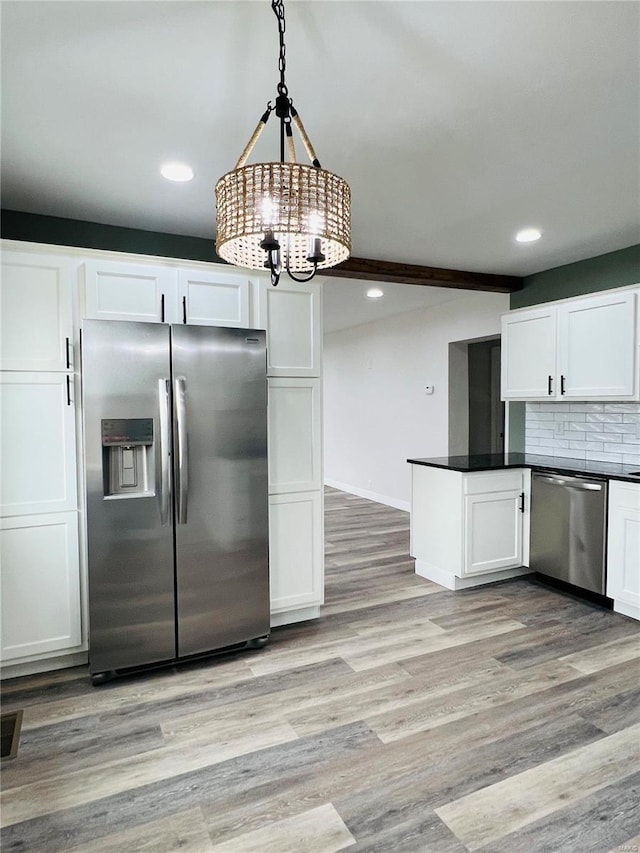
[322,256,523,293]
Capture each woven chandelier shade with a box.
[215,161,351,272]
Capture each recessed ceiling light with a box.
[366,287,384,299]
[515,227,542,243]
[161,162,194,182]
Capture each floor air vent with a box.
[1,710,23,761]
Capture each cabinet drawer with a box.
[463,470,524,495]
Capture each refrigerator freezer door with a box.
[83,320,176,673]
[171,325,269,657]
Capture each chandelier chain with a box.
[272,0,288,96]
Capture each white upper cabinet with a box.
[82,259,177,323]
[557,291,637,399]
[268,378,321,494]
[0,372,78,517]
[82,258,258,328]
[1,251,74,371]
[501,288,638,401]
[501,306,557,399]
[259,279,322,376]
[177,269,250,328]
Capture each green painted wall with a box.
[1,209,222,264]
[510,244,640,309]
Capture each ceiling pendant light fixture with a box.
[215,0,351,286]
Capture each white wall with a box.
[323,290,509,509]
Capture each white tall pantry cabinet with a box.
[0,251,83,669]
[0,241,324,676]
[262,281,324,624]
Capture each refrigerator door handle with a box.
[158,378,172,525]
[174,376,189,524]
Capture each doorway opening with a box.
[448,336,504,456]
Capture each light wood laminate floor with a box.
[2,487,639,852]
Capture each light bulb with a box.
[160,162,194,182]
[515,227,542,243]
[261,196,278,227]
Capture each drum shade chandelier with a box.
[215,0,351,286]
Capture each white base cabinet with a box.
[411,466,531,590]
[607,480,640,621]
[0,512,82,662]
[463,476,525,575]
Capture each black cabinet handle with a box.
[519,491,525,513]
[182,296,187,324]
[161,294,165,323]
[560,375,566,395]
[547,375,553,395]
[66,375,72,407]
[65,337,72,369]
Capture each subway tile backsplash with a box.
[524,402,640,466]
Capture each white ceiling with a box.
[321,276,471,334]
[1,1,639,331]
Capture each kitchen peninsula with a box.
[408,453,640,620]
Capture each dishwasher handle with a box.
[535,474,604,491]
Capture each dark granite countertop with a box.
[407,453,640,484]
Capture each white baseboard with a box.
[613,599,640,622]
[415,559,532,591]
[270,605,321,628]
[1,650,88,680]
[324,478,410,512]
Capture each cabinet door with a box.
[0,512,82,661]
[463,490,523,575]
[0,373,77,516]
[177,268,250,327]
[268,378,321,494]
[0,251,74,371]
[558,291,637,400]
[607,481,640,613]
[269,491,323,612]
[259,280,322,376]
[82,259,177,323]
[501,307,557,400]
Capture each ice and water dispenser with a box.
[101,418,154,497]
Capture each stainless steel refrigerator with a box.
[82,320,269,683]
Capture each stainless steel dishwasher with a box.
[530,471,608,595]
